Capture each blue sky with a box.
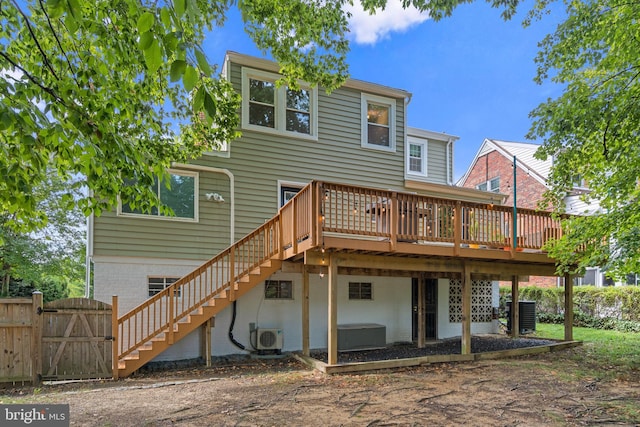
[203,1,565,180]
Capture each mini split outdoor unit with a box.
[255,328,283,351]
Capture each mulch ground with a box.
[310,335,556,363]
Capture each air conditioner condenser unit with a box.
[255,328,283,351]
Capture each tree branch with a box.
[37,0,80,88]
[0,51,66,106]
[9,0,59,81]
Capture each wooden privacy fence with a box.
[0,294,41,384]
[0,294,113,384]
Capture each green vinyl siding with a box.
[426,139,449,184]
[93,59,408,260]
[93,172,232,260]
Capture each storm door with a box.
[412,278,438,341]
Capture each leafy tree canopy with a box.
[528,0,640,278]
[1,171,85,299]
[0,0,520,234]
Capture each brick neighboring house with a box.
[458,138,598,288]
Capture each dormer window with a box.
[361,93,396,152]
[242,68,317,140]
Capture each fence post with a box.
[31,291,43,385]
[112,295,119,380]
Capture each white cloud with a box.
[346,0,430,45]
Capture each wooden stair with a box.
[114,182,317,378]
[116,257,283,377]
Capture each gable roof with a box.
[224,51,412,101]
[458,138,552,188]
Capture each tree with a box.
[1,0,525,233]
[527,0,640,279]
[1,171,85,300]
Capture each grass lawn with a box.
[533,323,640,381]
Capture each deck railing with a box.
[116,180,563,364]
[116,215,282,360]
[317,182,563,251]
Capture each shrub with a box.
[500,285,640,333]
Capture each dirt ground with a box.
[2,347,639,426]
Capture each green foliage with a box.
[1,0,532,233]
[500,285,640,332]
[9,277,69,303]
[1,171,85,298]
[527,0,640,278]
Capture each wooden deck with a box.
[114,180,573,377]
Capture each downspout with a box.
[446,138,454,185]
[85,205,94,298]
[404,95,412,177]
[171,163,235,246]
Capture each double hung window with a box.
[361,94,396,151]
[242,68,317,139]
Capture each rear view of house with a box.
[90,53,572,376]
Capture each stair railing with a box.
[115,181,318,362]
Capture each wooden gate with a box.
[41,298,113,380]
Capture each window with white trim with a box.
[119,169,198,222]
[148,277,181,297]
[476,177,500,193]
[407,139,427,176]
[348,282,372,300]
[265,280,293,299]
[242,68,317,139]
[361,93,396,151]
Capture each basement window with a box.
[265,280,293,299]
[148,277,181,297]
[349,282,372,300]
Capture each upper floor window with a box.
[242,68,317,139]
[119,169,198,222]
[407,138,427,177]
[476,177,500,193]
[361,93,396,152]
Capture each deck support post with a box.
[328,254,338,365]
[461,264,472,355]
[564,273,573,341]
[511,275,519,338]
[302,266,310,356]
[417,277,426,349]
[201,317,213,367]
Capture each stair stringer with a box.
[117,258,283,377]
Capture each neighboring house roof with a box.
[457,138,551,188]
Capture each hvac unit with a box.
[255,328,283,351]
[506,301,536,334]
[337,323,386,352]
